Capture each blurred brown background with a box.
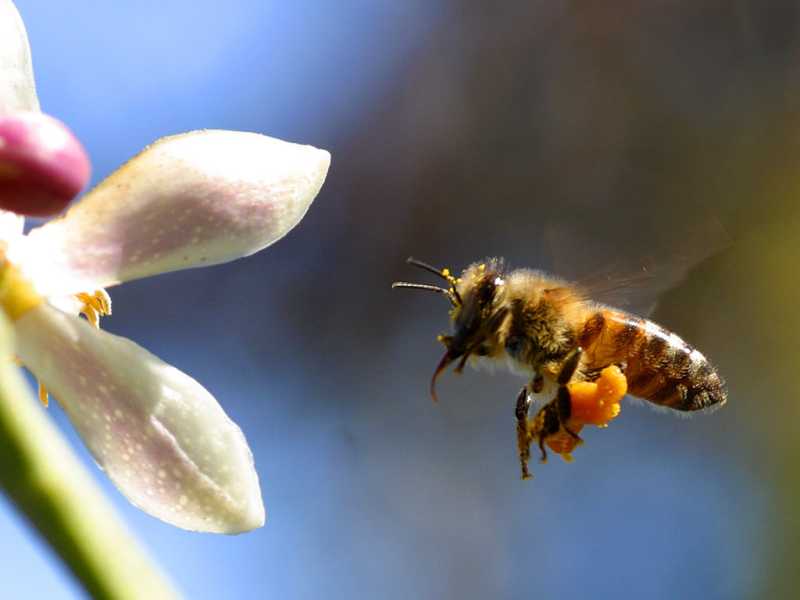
[288,3,798,597]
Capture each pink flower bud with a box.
[0,111,90,216]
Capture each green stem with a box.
[0,315,179,600]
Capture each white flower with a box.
[0,0,39,113]
[0,0,330,533]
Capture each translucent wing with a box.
[542,217,731,317]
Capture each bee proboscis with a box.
[392,257,726,479]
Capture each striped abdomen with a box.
[578,309,726,412]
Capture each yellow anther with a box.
[38,381,49,407]
[95,289,112,315]
[442,268,451,278]
[77,290,112,316]
[82,305,99,327]
[76,289,112,328]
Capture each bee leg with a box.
[556,386,584,445]
[528,373,550,464]
[537,433,548,463]
[530,400,561,462]
[557,346,583,385]
[528,349,587,459]
[516,352,585,477]
[515,387,533,479]
[556,346,585,445]
[529,396,583,460]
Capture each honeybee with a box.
[392,257,726,479]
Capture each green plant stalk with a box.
[0,314,179,600]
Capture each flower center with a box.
[0,256,43,321]
[0,254,112,406]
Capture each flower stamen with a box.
[76,290,111,328]
[38,381,49,407]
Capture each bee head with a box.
[392,258,507,401]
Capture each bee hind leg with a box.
[557,345,583,385]
[554,345,584,444]
[556,346,585,445]
[528,348,586,461]
[556,386,584,445]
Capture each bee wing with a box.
[573,258,695,317]
[543,217,730,317]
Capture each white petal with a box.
[18,131,329,297]
[15,304,265,533]
[0,1,40,113]
[0,209,23,240]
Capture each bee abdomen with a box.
[580,310,726,412]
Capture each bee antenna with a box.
[406,257,448,280]
[391,281,459,306]
[404,257,463,305]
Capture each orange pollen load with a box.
[544,365,628,457]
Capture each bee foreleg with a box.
[515,387,533,479]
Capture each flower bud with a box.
[0,111,90,216]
